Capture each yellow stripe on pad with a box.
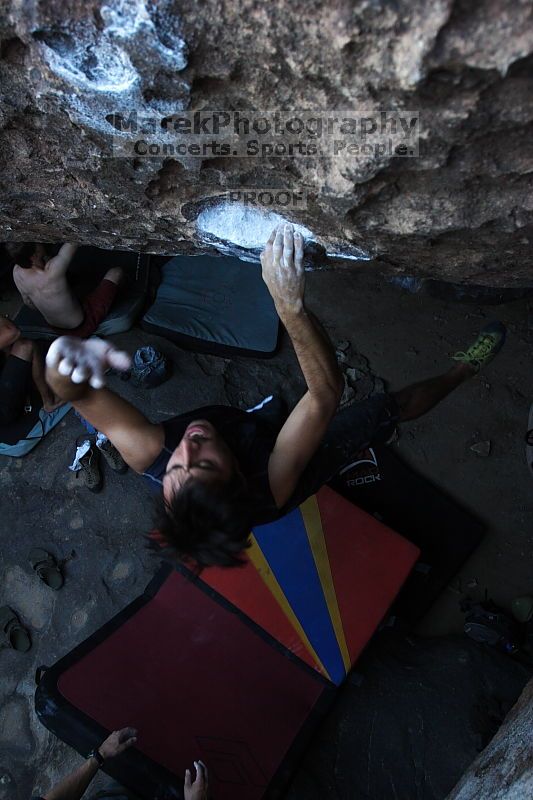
[299,495,351,674]
[247,534,330,679]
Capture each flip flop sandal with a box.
[29,548,64,590]
[0,606,31,652]
[526,403,533,479]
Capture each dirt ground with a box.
[0,264,532,798]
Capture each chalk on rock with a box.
[196,202,313,258]
[470,440,491,457]
[196,202,370,263]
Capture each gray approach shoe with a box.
[96,435,127,474]
[76,442,103,493]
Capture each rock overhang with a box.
[0,0,532,286]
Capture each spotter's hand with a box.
[99,727,138,760]
[184,760,209,800]
[46,336,131,390]
[260,224,305,315]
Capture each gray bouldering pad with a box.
[141,255,280,358]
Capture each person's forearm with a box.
[56,243,78,267]
[11,338,34,363]
[43,757,99,800]
[45,364,93,402]
[48,243,78,276]
[32,344,54,403]
[277,302,343,403]
[61,244,78,258]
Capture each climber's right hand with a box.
[46,336,131,390]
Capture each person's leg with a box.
[0,341,33,425]
[74,410,98,435]
[103,266,123,285]
[392,363,473,422]
[392,320,506,421]
[66,270,124,338]
[9,338,33,361]
[280,321,506,512]
[30,340,62,411]
[281,392,398,514]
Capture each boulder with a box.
[0,0,532,285]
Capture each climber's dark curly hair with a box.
[150,475,253,568]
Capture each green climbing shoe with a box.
[452,321,506,373]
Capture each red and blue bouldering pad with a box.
[204,485,420,684]
[328,444,486,626]
[36,565,333,800]
[35,487,419,799]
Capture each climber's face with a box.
[162,420,237,500]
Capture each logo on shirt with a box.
[338,447,382,487]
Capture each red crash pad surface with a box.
[204,486,420,680]
[318,486,419,665]
[202,550,324,674]
[57,570,327,800]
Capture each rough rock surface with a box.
[446,677,533,800]
[0,0,532,284]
